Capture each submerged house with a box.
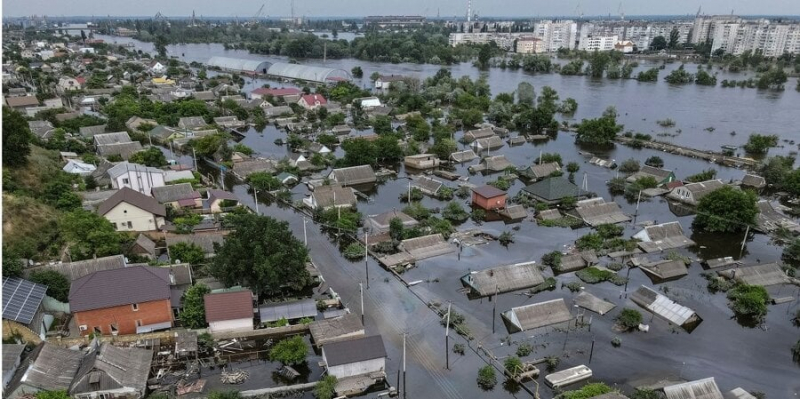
[570,198,630,226]
[368,210,418,232]
[501,298,572,334]
[522,178,587,205]
[461,261,545,297]
[625,165,676,186]
[639,259,689,283]
[404,154,440,170]
[450,149,477,163]
[471,185,507,211]
[471,136,504,152]
[519,162,561,181]
[328,165,377,186]
[472,155,513,173]
[304,184,357,210]
[412,176,445,196]
[667,179,725,206]
[663,377,724,399]
[321,335,387,379]
[630,285,702,331]
[633,221,695,253]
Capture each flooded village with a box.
[2,9,800,399]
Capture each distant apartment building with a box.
[516,37,546,54]
[364,16,425,28]
[693,15,800,56]
[578,35,619,51]
[448,32,520,50]
[532,20,578,51]
[577,21,691,51]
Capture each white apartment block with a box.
[532,20,578,52]
[578,35,619,51]
[709,18,800,56]
[516,37,546,54]
[448,33,524,50]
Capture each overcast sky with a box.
[4,0,799,18]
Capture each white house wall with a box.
[208,318,253,334]
[111,171,165,196]
[103,203,163,232]
[327,358,385,379]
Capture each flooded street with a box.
[96,34,800,397]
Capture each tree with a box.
[477,365,497,389]
[314,375,337,399]
[153,35,169,57]
[617,308,643,330]
[636,68,659,82]
[3,107,32,167]
[340,137,377,167]
[644,156,664,168]
[389,217,405,241]
[516,82,535,105]
[169,242,206,265]
[668,28,680,49]
[374,135,403,163]
[693,186,758,233]
[128,147,168,167]
[36,391,71,399]
[181,284,210,329]
[575,109,623,146]
[758,156,794,187]
[61,210,122,260]
[442,201,470,223]
[369,71,381,82]
[29,270,70,302]
[566,162,580,174]
[743,134,778,154]
[247,172,282,191]
[618,159,640,173]
[350,66,363,78]
[430,138,457,160]
[269,335,308,365]
[727,284,770,321]
[650,36,667,51]
[477,44,492,69]
[2,248,24,278]
[209,214,311,296]
[782,238,800,267]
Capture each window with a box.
[99,393,110,399]
[93,326,102,334]
[127,221,133,228]
[132,303,139,311]
[110,324,118,335]
[123,209,127,214]
[122,178,129,184]
[135,320,142,327]
[112,223,117,229]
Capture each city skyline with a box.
[3,0,800,18]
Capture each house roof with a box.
[523,162,561,179]
[399,234,455,260]
[639,165,674,180]
[17,343,84,391]
[573,199,630,226]
[204,290,253,322]
[97,142,144,159]
[640,260,689,281]
[472,185,506,199]
[462,261,545,296]
[97,187,167,217]
[93,132,132,146]
[522,178,581,201]
[2,344,25,375]
[192,91,216,101]
[472,136,504,150]
[463,128,495,142]
[450,149,477,163]
[27,120,55,138]
[413,176,444,195]
[717,262,787,287]
[69,266,171,312]
[634,221,695,253]
[107,162,164,179]
[323,335,387,367]
[258,299,318,322]
[5,95,39,107]
[208,189,238,203]
[309,313,365,346]
[69,343,153,395]
[369,210,417,229]
[232,158,278,178]
[683,179,725,197]
[78,124,107,137]
[131,233,157,256]
[2,277,47,324]
[741,174,766,188]
[502,298,572,333]
[478,155,512,171]
[574,291,616,315]
[166,233,225,254]
[663,377,724,399]
[152,183,200,203]
[300,94,327,105]
[329,165,376,186]
[630,285,700,328]
[252,87,302,96]
[26,255,127,281]
[178,116,207,129]
[312,184,357,208]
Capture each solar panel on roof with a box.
[2,277,48,324]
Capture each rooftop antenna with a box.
[618,2,625,20]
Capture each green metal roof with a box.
[522,178,580,201]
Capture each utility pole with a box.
[192,147,197,172]
[365,231,370,289]
[407,180,411,202]
[445,302,451,370]
[739,225,750,258]
[303,216,308,246]
[403,332,407,399]
[253,188,259,214]
[492,284,498,334]
[360,282,365,325]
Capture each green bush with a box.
[269,336,308,365]
[727,284,770,320]
[516,343,533,357]
[314,375,337,399]
[453,343,466,355]
[616,308,643,330]
[477,365,497,389]
[504,357,523,377]
[342,243,365,260]
[561,383,613,399]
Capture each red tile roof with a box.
[301,94,327,105]
[472,185,506,199]
[75,76,86,85]
[204,290,253,322]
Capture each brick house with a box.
[69,266,173,336]
[298,94,327,110]
[471,185,507,211]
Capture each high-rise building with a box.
[532,20,578,52]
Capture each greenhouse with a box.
[205,56,350,83]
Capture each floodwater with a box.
[95,34,800,397]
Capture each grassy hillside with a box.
[2,145,63,197]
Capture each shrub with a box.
[743,134,779,154]
[616,308,643,330]
[561,383,613,399]
[645,156,664,168]
[685,169,717,183]
[516,343,533,357]
[442,202,470,223]
[504,357,523,377]
[269,336,308,365]
[727,284,770,321]
[453,343,465,355]
[544,356,560,372]
[29,270,70,302]
[342,243,365,260]
[542,251,562,271]
[576,267,623,285]
[576,233,603,251]
[314,375,337,399]
[499,231,514,247]
[471,208,486,223]
[611,337,622,347]
[618,159,640,174]
[477,365,497,389]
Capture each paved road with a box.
[236,187,479,399]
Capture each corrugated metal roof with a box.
[502,298,572,333]
[631,285,700,328]
[69,343,153,395]
[267,63,350,83]
[309,313,365,346]
[20,343,83,391]
[259,299,317,322]
[663,377,724,399]
[717,263,787,286]
[323,335,386,367]
[207,56,272,73]
[462,261,544,296]
[574,291,616,315]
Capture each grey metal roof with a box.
[174,330,198,353]
[131,234,156,256]
[178,116,207,130]
[501,298,572,333]
[166,232,225,254]
[639,260,689,282]
[309,313,365,346]
[462,261,544,297]
[523,162,562,179]
[412,176,444,195]
[741,174,766,188]
[93,132,132,146]
[2,277,47,324]
[478,155,512,172]
[232,158,278,178]
[2,344,25,374]
[522,178,582,202]
[311,184,357,209]
[663,377,724,399]
[399,234,455,260]
[329,165,377,186]
[369,210,418,230]
[152,183,198,203]
[69,343,153,396]
[69,266,171,312]
[634,222,695,253]
[574,291,616,315]
[631,285,700,328]
[267,62,350,83]
[107,161,164,179]
[717,263,787,287]
[450,149,477,163]
[259,299,318,322]
[20,343,84,391]
[207,56,272,73]
[97,142,144,159]
[323,335,386,367]
[573,199,630,226]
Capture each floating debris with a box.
[221,368,250,384]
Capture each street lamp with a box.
[252,186,259,214]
